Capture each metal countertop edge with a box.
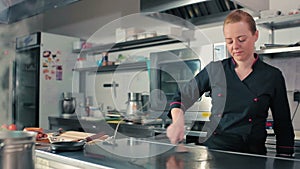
[208,148,300,162]
[35,149,115,169]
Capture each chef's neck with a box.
[233,54,257,70]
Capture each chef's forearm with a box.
[171,108,184,124]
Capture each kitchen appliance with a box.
[61,92,76,117]
[12,32,80,129]
[0,131,36,169]
[125,92,143,121]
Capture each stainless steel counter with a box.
[36,140,300,169]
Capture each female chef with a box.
[166,9,294,157]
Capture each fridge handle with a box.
[12,61,16,124]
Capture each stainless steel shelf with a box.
[73,35,182,55]
[72,61,147,72]
[256,13,300,44]
[256,13,300,30]
[257,46,300,55]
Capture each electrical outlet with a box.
[294,91,300,102]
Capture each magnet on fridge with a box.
[43,69,49,74]
[43,50,51,57]
[42,62,48,67]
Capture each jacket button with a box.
[253,98,259,102]
[213,132,217,135]
[248,118,252,122]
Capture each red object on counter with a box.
[23,127,48,141]
[8,124,17,130]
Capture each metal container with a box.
[61,92,76,117]
[126,92,143,120]
[0,131,36,169]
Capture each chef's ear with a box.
[254,30,259,42]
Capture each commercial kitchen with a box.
[1,0,300,168]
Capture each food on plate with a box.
[23,127,48,142]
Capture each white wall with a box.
[270,0,300,15]
[234,0,269,11]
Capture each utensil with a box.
[50,140,85,151]
[61,92,76,117]
[0,131,36,169]
[175,141,189,153]
[154,127,208,153]
[49,132,107,152]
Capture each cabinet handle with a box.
[103,81,119,98]
[103,83,119,87]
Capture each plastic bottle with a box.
[102,52,108,66]
[56,65,63,80]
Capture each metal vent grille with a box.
[141,0,243,27]
[161,0,242,20]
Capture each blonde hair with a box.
[223,9,257,35]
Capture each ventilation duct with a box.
[0,0,80,24]
[140,0,244,28]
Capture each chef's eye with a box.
[238,37,246,42]
[226,40,233,44]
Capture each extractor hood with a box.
[140,0,244,28]
[0,0,80,24]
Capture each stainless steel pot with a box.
[61,92,76,117]
[126,92,143,120]
[0,131,36,169]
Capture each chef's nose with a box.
[232,40,241,49]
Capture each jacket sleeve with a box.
[270,71,295,155]
[168,64,211,118]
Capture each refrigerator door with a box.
[13,47,40,129]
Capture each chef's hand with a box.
[166,108,185,144]
[166,155,184,169]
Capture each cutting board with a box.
[48,131,95,142]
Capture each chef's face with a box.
[224,21,258,61]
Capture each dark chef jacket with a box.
[169,54,295,155]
